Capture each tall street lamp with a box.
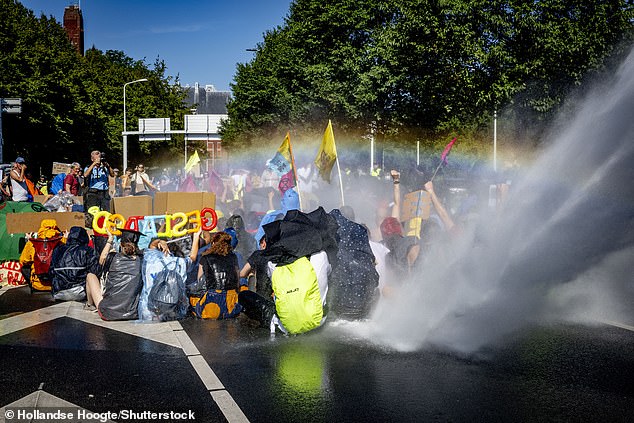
[123,78,148,172]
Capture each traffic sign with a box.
[1,98,22,107]
[1,98,22,114]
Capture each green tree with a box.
[0,0,188,175]
[1,0,89,169]
[82,48,187,168]
[222,0,634,151]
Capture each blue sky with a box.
[19,0,292,92]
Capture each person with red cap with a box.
[378,170,420,293]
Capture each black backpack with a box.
[147,257,186,321]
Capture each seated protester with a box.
[190,232,243,320]
[224,227,249,290]
[380,217,420,291]
[327,209,379,320]
[376,169,420,289]
[225,214,257,261]
[362,224,389,296]
[253,188,301,246]
[138,230,201,321]
[19,219,64,292]
[238,235,276,328]
[239,207,337,335]
[185,230,211,297]
[240,235,273,300]
[49,226,98,301]
[85,229,145,320]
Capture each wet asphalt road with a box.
[183,319,634,422]
[1,286,633,422]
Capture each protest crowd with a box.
[0,132,513,335]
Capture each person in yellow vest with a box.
[36,174,49,195]
[238,236,330,335]
[20,219,65,291]
[239,207,337,335]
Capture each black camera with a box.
[100,153,109,168]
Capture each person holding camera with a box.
[84,150,114,212]
[10,157,30,201]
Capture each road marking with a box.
[0,296,250,423]
[174,328,201,356]
[601,320,634,332]
[188,354,225,390]
[211,390,250,423]
[171,322,250,423]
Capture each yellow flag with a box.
[314,120,337,182]
[184,150,200,173]
[278,132,292,162]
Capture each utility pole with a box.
[493,110,498,172]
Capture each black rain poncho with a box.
[328,209,379,319]
[98,253,143,321]
[50,226,98,295]
[261,207,338,266]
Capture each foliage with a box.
[0,0,188,175]
[222,0,634,150]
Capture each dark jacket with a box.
[382,234,418,280]
[50,227,98,293]
[328,209,379,319]
[98,253,143,321]
[247,249,273,299]
[200,253,239,291]
[261,206,339,266]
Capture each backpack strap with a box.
[158,255,178,272]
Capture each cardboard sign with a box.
[52,162,72,175]
[0,261,26,286]
[401,190,431,222]
[33,195,50,205]
[5,212,85,234]
[153,191,216,215]
[110,195,153,219]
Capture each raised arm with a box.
[10,164,25,182]
[267,189,275,212]
[239,261,253,279]
[424,181,455,232]
[188,228,202,262]
[390,170,401,219]
[141,173,158,191]
[99,232,115,265]
[84,160,97,178]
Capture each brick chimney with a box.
[63,4,84,55]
